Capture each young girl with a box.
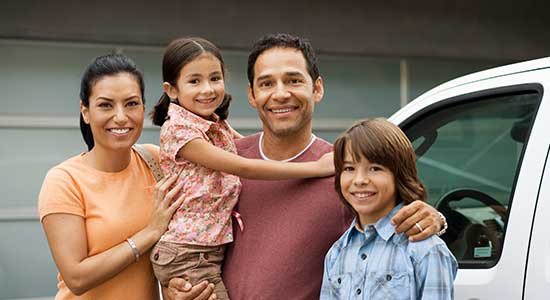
[321,118,457,299]
[149,37,333,299]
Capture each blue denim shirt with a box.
[320,204,457,300]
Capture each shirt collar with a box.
[167,102,220,132]
[258,132,317,161]
[374,203,403,241]
[342,203,406,247]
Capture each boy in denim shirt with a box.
[321,118,457,300]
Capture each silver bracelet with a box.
[126,238,140,262]
[436,212,448,236]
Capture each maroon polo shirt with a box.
[223,133,352,300]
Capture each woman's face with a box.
[80,72,144,153]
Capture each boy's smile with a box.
[340,146,397,229]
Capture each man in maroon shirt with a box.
[167,33,445,300]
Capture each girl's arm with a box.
[177,139,333,180]
[41,176,184,296]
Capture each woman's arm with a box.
[42,176,184,295]
[177,139,333,180]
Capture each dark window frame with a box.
[399,83,543,269]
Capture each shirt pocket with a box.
[327,272,353,299]
[367,271,411,300]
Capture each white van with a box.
[390,57,550,299]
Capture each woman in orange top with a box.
[38,54,213,300]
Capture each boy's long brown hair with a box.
[333,118,427,218]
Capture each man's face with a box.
[247,47,323,138]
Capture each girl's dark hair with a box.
[79,54,145,151]
[150,37,232,126]
[333,118,427,219]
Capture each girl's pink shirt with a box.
[159,103,241,246]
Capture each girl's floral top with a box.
[159,103,241,246]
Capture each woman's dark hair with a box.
[333,118,427,219]
[150,37,232,126]
[79,54,145,151]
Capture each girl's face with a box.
[80,72,144,153]
[164,53,225,120]
[339,145,397,229]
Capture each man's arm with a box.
[391,200,447,241]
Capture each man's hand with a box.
[391,200,442,242]
[163,277,216,300]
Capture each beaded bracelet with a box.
[436,212,448,236]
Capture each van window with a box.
[403,88,541,268]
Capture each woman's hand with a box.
[163,278,216,300]
[391,200,442,241]
[146,175,185,240]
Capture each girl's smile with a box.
[164,53,225,120]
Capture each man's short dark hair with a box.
[247,33,320,86]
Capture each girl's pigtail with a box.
[215,93,232,120]
[150,93,172,126]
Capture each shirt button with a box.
[337,277,342,284]
[154,252,159,261]
[203,253,209,260]
[356,288,361,295]
[386,274,392,281]
[361,253,367,260]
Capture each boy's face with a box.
[247,47,323,138]
[339,146,397,229]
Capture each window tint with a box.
[404,88,541,268]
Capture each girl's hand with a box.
[316,152,335,177]
[146,175,185,239]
